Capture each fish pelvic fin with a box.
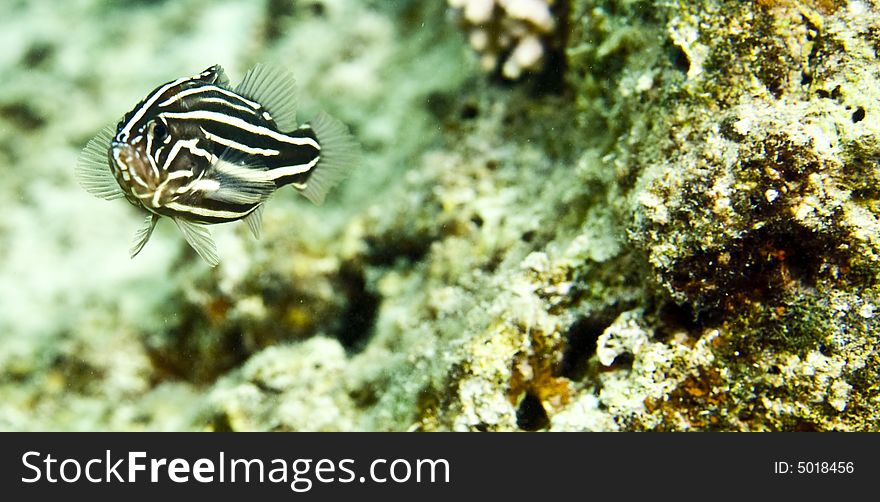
[298,111,360,205]
[173,217,219,266]
[130,213,160,259]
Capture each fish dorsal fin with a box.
[198,64,230,88]
[243,204,265,239]
[203,149,276,205]
[76,123,125,200]
[299,111,360,205]
[173,217,219,266]
[130,213,160,258]
[235,64,298,131]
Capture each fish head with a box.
[109,80,222,209]
[109,116,215,210]
[106,65,239,210]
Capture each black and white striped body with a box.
[111,66,321,224]
[77,64,358,266]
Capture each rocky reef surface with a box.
[0,0,878,431]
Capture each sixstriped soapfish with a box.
[76,64,358,266]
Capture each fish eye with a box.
[151,121,168,140]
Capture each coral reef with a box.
[447,0,564,79]
[562,0,880,430]
[1,0,879,431]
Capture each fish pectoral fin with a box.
[76,123,125,201]
[204,150,276,205]
[173,218,219,267]
[130,213,160,258]
[243,204,265,239]
[235,64,298,131]
[298,111,360,205]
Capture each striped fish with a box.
[76,64,358,266]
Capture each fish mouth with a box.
[110,141,156,194]
[110,141,137,173]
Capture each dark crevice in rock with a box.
[516,392,550,431]
[145,317,248,386]
[558,308,622,380]
[852,106,865,123]
[364,234,435,266]
[667,40,691,75]
[334,264,382,353]
[651,300,709,343]
[208,411,235,432]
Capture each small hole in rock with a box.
[209,412,234,432]
[516,392,550,431]
[793,420,819,432]
[604,352,634,370]
[335,265,381,352]
[460,102,479,120]
[654,301,703,342]
[668,44,691,74]
[801,72,812,85]
[852,106,865,123]
[558,311,619,380]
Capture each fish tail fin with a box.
[298,111,359,205]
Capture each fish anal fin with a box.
[235,64,298,131]
[243,204,265,239]
[173,218,219,266]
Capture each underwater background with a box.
[1,0,878,431]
